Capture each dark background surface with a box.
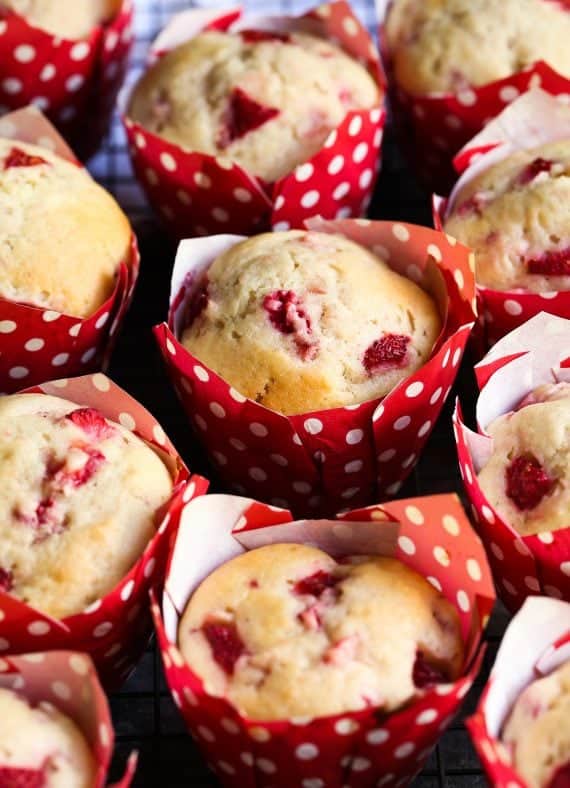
[104,124,510,786]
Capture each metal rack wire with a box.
[92,1,509,784]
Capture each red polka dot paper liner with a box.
[154,218,476,517]
[467,596,570,788]
[0,650,137,786]
[120,1,386,238]
[376,0,570,192]
[433,90,570,350]
[151,491,495,788]
[0,0,133,160]
[0,373,209,691]
[454,312,570,613]
[0,108,139,393]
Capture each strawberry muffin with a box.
[128,30,380,183]
[178,543,463,720]
[180,230,441,414]
[501,660,570,788]
[0,393,173,619]
[0,138,131,317]
[444,140,570,292]
[384,0,570,95]
[477,382,570,536]
[1,0,122,39]
[0,687,96,787]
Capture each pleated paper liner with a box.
[151,492,495,788]
[121,1,386,237]
[0,374,209,691]
[467,596,570,788]
[376,0,570,192]
[155,218,476,517]
[0,650,138,786]
[0,0,133,159]
[454,312,570,612]
[434,90,570,351]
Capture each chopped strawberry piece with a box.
[0,768,45,788]
[298,604,322,630]
[294,570,339,597]
[412,651,448,688]
[517,157,554,186]
[202,620,245,675]
[219,88,280,147]
[0,568,13,592]
[239,29,291,43]
[52,446,105,490]
[505,455,556,511]
[324,635,359,665]
[263,290,319,360]
[4,147,48,170]
[547,762,570,788]
[363,333,410,374]
[526,248,570,276]
[66,408,115,441]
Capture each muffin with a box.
[1,0,121,38]
[128,30,380,183]
[444,140,570,292]
[384,0,570,96]
[477,382,570,536]
[501,660,570,788]
[178,543,464,720]
[0,687,96,787]
[0,138,131,317]
[180,230,441,414]
[0,393,173,619]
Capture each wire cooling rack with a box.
[92,1,511,784]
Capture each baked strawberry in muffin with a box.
[180,230,441,414]
[0,686,96,786]
[444,140,570,293]
[1,0,121,38]
[178,543,463,720]
[501,660,570,788]
[0,393,173,619]
[477,382,570,536]
[128,29,380,183]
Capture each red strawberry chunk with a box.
[526,248,570,276]
[0,568,13,592]
[505,455,556,511]
[66,408,115,441]
[219,88,280,147]
[263,290,319,360]
[239,29,291,44]
[517,157,554,186]
[455,192,489,217]
[412,650,448,688]
[52,446,105,490]
[547,762,570,788]
[202,620,245,675]
[363,333,410,374]
[0,768,45,788]
[294,570,339,597]
[4,147,48,170]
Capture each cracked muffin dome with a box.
[0,687,96,787]
[444,140,570,292]
[477,382,570,536]
[178,543,464,720]
[128,30,380,183]
[180,230,441,414]
[0,138,131,317]
[2,0,122,38]
[501,660,570,788]
[384,0,570,95]
[0,393,173,619]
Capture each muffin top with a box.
[2,0,121,38]
[502,660,570,788]
[477,382,570,536]
[180,231,441,414]
[128,30,380,182]
[178,543,464,720]
[445,140,570,292]
[0,138,131,317]
[0,687,96,787]
[384,0,570,95]
[0,393,173,619]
